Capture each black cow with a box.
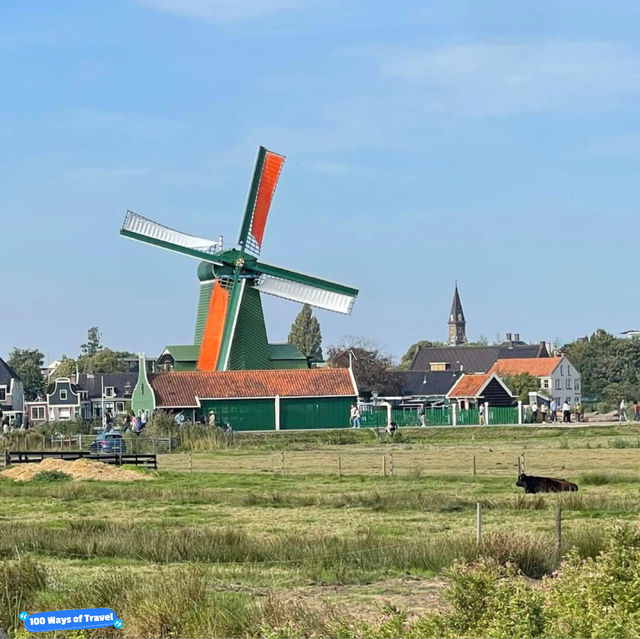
[516,473,578,494]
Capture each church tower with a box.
[447,283,467,346]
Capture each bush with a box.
[32,470,71,482]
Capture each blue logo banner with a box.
[21,608,122,632]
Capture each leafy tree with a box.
[466,335,489,346]
[288,304,323,363]
[502,372,541,403]
[82,348,130,373]
[562,329,640,403]
[80,327,102,357]
[327,336,402,398]
[398,340,445,370]
[51,356,76,380]
[7,348,46,400]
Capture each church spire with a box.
[448,283,467,346]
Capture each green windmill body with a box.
[121,147,359,372]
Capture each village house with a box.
[489,356,582,407]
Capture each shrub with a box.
[32,470,71,482]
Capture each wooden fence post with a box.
[338,455,342,477]
[389,453,394,476]
[473,455,476,476]
[517,456,521,475]
[382,455,387,477]
[189,450,193,473]
[555,508,562,564]
[476,502,483,545]
[522,451,526,473]
[281,450,285,475]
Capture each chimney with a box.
[514,333,520,342]
[506,332,512,341]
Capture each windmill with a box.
[120,146,358,372]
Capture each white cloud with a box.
[135,0,301,23]
[379,41,640,116]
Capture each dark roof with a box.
[449,285,465,322]
[397,371,461,397]
[149,368,357,407]
[410,343,548,374]
[76,373,137,398]
[268,343,307,361]
[0,357,21,386]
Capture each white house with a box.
[490,356,581,407]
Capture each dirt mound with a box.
[1,457,153,482]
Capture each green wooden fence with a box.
[489,406,518,425]
[425,407,451,426]
[457,408,479,425]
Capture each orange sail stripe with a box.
[197,281,229,371]
[251,151,285,249]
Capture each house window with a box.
[79,391,88,400]
[60,390,68,400]
[31,406,45,420]
[105,387,114,398]
[566,379,571,389]
[575,380,580,391]
[543,379,549,389]
[0,386,6,402]
[555,379,561,390]
[59,408,71,420]
[116,401,124,413]
[560,366,564,376]
[567,367,571,376]
[566,397,572,405]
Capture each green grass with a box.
[3,424,640,636]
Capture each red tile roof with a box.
[149,368,357,407]
[489,357,563,377]
[447,373,492,398]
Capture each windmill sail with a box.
[254,262,358,314]
[121,211,222,262]
[237,147,285,255]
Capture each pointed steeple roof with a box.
[449,283,465,324]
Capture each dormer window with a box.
[60,390,68,400]
[105,387,114,398]
[0,386,6,402]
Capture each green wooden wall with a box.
[200,398,275,431]
[280,397,352,430]
[199,396,355,431]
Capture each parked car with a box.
[90,431,126,454]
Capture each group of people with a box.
[530,400,582,424]
[121,409,148,435]
[618,399,640,422]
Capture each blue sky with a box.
[3,0,640,363]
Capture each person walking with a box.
[531,403,538,424]
[418,405,426,427]
[208,410,216,427]
[620,398,628,422]
[540,403,548,423]
[141,410,148,431]
[350,403,361,429]
[634,401,640,422]
[562,400,571,423]
[479,403,486,425]
[550,398,557,423]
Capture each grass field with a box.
[2,424,640,637]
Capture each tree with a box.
[7,348,45,400]
[83,348,129,373]
[502,372,540,403]
[398,340,445,370]
[562,329,640,403]
[80,327,102,357]
[327,336,402,398]
[51,356,76,380]
[288,304,323,363]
